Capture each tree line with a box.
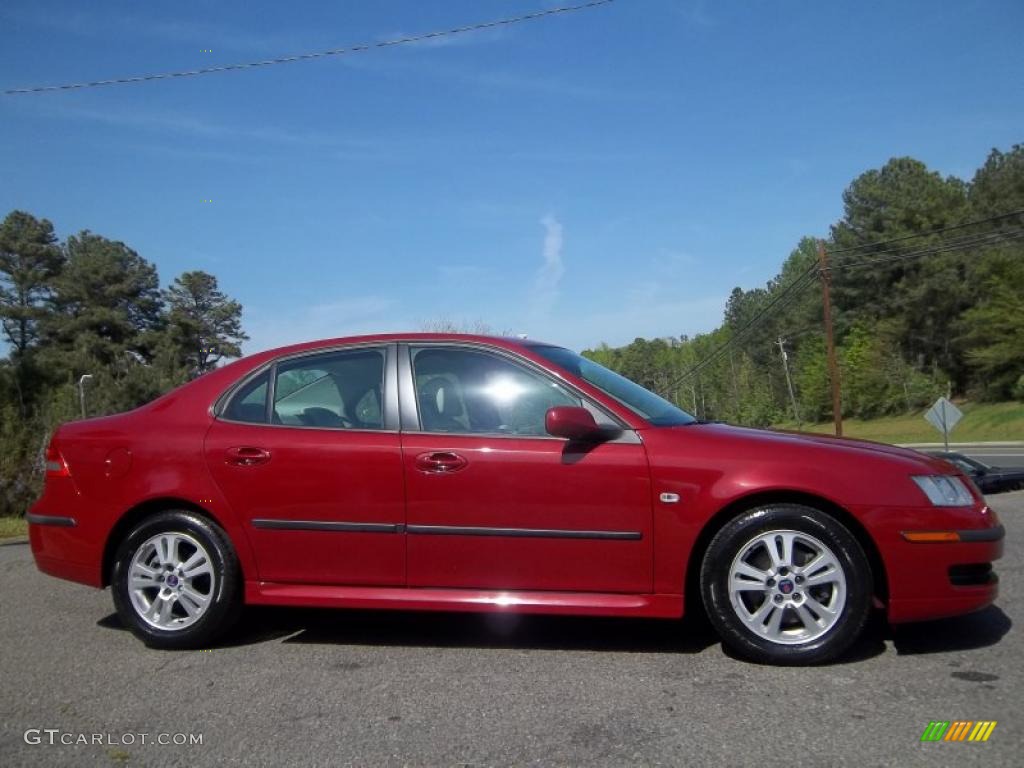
[0,211,247,516]
[583,144,1024,426]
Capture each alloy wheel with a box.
[727,529,847,645]
[127,532,216,631]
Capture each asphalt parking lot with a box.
[1,493,1021,767]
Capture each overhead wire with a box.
[3,0,615,95]
[672,215,1024,385]
[671,266,821,384]
[824,208,1024,257]
[831,228,1024,271]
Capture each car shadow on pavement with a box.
[886,605,1012,655]
[96,603,1010,660]
[219,607,722,655]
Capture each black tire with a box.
[700,503,872,665]
[112,510,241,649]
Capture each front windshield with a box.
[532,345,697,427]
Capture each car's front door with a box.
[204,344,406,586]
[399,344,653,594]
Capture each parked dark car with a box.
[927,452,1024,495]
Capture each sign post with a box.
[924,397,963,452]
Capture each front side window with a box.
[411,347,581,436]
[272,348,386,429]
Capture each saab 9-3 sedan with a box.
[29,334,1004,664]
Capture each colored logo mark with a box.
[920,720,997,742]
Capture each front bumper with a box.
[868,507,1005,624]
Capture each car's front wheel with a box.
[112,511,241,649]
[700,504,872,665]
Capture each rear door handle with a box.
[225,446,272,466]
[415,451,468,474]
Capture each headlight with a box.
[912,475,974,507]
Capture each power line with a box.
[672,219,1024,386]
[825,208,1024,256]
[677,270,820,382]
[832,227,1024,270]
[673,265,821,383]
[3,0,615,95]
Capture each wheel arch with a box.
[102,497,239,587]
[684,489,889,615]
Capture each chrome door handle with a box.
[225,446,271,466]
[414,451,468,473]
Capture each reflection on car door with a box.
[400,345,653,594]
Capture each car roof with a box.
[248,333,563,359]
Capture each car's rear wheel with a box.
[700,503,872,665]
[112,511,241,649]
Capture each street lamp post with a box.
[78,374,93,419]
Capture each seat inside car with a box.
[300,406,345,428]
[418,377,465,432]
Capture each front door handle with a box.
[225,446,272,466]
[415,451,468,474]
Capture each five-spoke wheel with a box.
[727,529,847,645]
[127,532,216,631]
[701,504,872,665]
[112,511,240,649]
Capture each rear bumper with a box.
[28,512,103,588]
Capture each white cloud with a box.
[530,214,565,321]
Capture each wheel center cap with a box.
[166,574,180,587]
[778,579,794,595]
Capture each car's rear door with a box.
[399,343,653,594]
[204,344,406,585]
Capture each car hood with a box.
[659,422,955,474]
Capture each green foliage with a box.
[1013,375,1024,402]
[584,144,1023,428]
[958,250,1024,400]
[43,232,163,372]
[0,212,247,516]
[0,211,64,357]
[166,271,248,376]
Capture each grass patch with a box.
[0,517,28,540]
[775,401,1024,444]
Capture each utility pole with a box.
[817,241,843,436]
[776,336,802,428]
[728,348,741,417]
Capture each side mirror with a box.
[545,406,605,441]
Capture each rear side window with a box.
[272,348,386,429]
[223,371,269,423]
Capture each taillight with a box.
[45,443,70,477]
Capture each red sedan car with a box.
[28,334,1003,664]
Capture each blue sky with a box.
[1,1,1021,353]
